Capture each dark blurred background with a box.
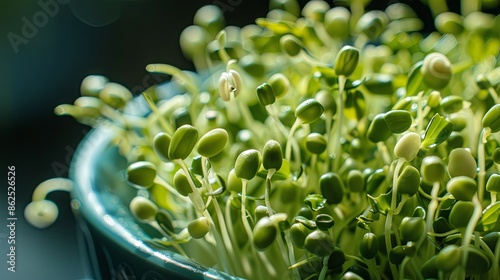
[0,0,494,279]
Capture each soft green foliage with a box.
[34,1,500,279]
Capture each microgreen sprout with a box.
[27,1,500,279]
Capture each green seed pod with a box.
[255,205,269,222]
[394,132,422,161]
[253,217,278,250]
[363,73,394,95]
[340,272,364,280]
[280,34,303,57]
[173,169,194,196]
[446,176,477,201]
[435,245,461,272]
[462,246,492,275]
[315,214,335,231]
[486,174,500,193]
[269,0,301,17]
[153,132,172,162]
[24,200,59,229]
[435,12,464,35]
[256,83,276,106]
[448,113,467,131]
[343,265,371,280]
[389,246,406,265]
[168,124,199,160]
[327,247,346,270]
[440,95,464,114]
[421,52,452,90]
[356,10,388,40]
[483,232,500,252]
[188,216,210,239]
[315,90,337,117]
[301,0,329,22]
[130,196,158,221]
[400,217,425,243]
[193,5,225,37]
[493,148,500,164]
[234,149,262,180]
[197,128,228,158]
[320,172,344,205]
[397,165,421,196]
[304,229,334,257]
[385,3,417,20]
[305,133,327,155]
[448,148,477,178]
[80,75,108,97]
[268,73,290,99]
[475,73,492,90]
[99,82,133,109]
[347,169,365,193]
[334,45,359,77]
[180,25,211,62]
[421,255,439,279]
[262,140,283,170]
[359,232,379,259]
[420,156,445,183]
[482,104,500,133]
[447,132,464,150]
[427,91,442,108]
[127,161,157,188]
[324,7,350,39]
[290,223,311,248]
[367,113,392,143]
[297,206,314,220]
[227,169,242,193]
[384,110,412,133]
[449,200,475,228]
[295,99,324,124]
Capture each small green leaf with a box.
[384,110,412,133]
[421,113,454,149]
[475,201,500,231]
[304,194,327,211]
[406,61,425,96]
[256,18,295,34]
[368,190,393,215]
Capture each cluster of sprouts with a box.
[26,1,500,279]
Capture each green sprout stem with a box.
[478,128,491,206]
[200,157,242,275]
[285,118,303,165]
[240,179,278,278]
[459,195,483,279]
[174,159,233,274]
[424,181,441,259]
[146,64,198,95]
[385,157,406,279]
[142,93,174,135]
[333,75,346,171]
[366,257,381,280]
[32,178,73,202]
[318,254,330,280]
